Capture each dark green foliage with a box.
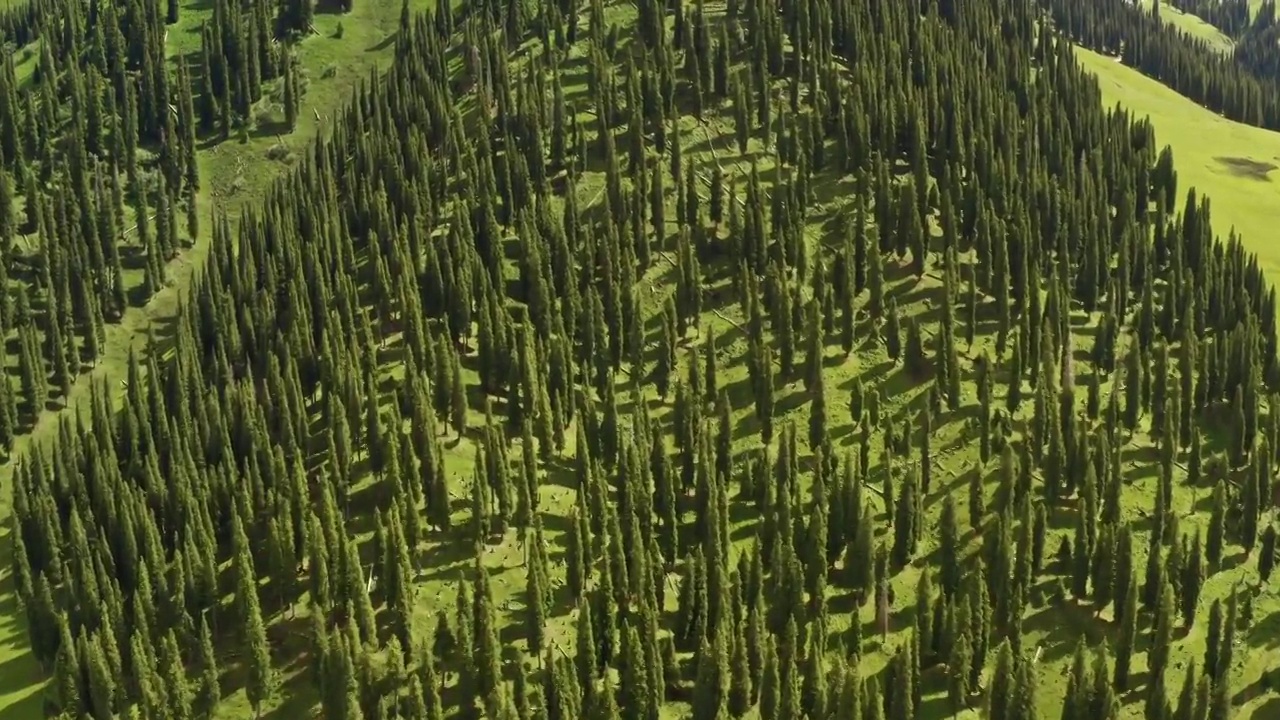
[1114,567,1138,693]
[1260,524,1277,582]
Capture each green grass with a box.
[398,26,1280,719]
[1076,44,1280,292]
[1147,0,1236,52]
[399,248,1280,720]
[938,39,1280,719]
[0,0,436,716]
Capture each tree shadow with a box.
[1245,608,1280,651]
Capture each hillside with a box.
[0,0,432,715]
[0,1,1279,720]
[1148,0,1236,52]
[1076,45,1280,286]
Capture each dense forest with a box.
[1161,0,1280,87]
[3,0,1280,717]
[0,0,307,463]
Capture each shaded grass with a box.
[398,20,1280,720]
[400,103,1280,720]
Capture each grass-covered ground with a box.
[0,0,437,716]
[394,18,1280,719]
[981,36,1280,720]
[399,156,1280,720]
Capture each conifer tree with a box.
[885,299,902,361]
[1115,565,1139,694]
[1209,666,1232,720]
[1182,531,1204,627]
[848,507,875,603]
[234,513,274,717]
[51,620,81,716]
[905,318,927,378]
[1207,481,1226,570]
[892,466,919,568]
[947,626,971,717]
[969,469,985,532]
[987,639,1014,720]
[810,365,828,451]
[1150,579,1176,690]
[1260,524,1277,582]
[1205,597,1224,681]
[939,494,961,599]
[868,224,884,320]
[1219,588,1238,684]
[694,620,730,719]
[196,615,220,716]
[760,635,779,720]
[1173,661,1197,720]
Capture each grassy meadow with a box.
[1048,36,1280,719]
[389,26,1280,720]
[384,16,1280,718]
[399,138,1280,720]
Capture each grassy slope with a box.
[1077,45,1280,288]
[0,0,432,716]
[1146,0,1236,52]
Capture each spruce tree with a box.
[1260,524,1277,582]
[1115,567,1138,693]
[1207,481,1226,570]
[947,626,971,717]
[234,513,274,717]
[885,299,902,361]
[196,615,220,716]
[1150,579,1176,690]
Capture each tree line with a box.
[1165,0,1252,39]
[1159,0,1280,89]
[1046,0,1280,129]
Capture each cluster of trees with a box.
[196,0,293,140]
[0,0,42,50]
[1228,2,1280,85]
[1160,0,1280,88]
[1046,0,1280,129]
[0,0,315,459]
[7,0,1280,719]
[0,0,206,451]
[1165,0,1252,39]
